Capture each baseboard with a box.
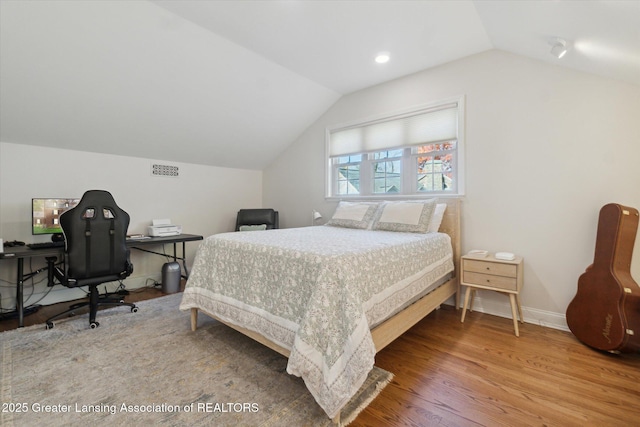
[13,277,570,331]
[457,294,569,332]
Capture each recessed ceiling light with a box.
[549,38,568,59]
[375,52,390,64]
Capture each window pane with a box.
[373,149,403,160]
[373,160,401,193]
[415,142,456,154]
[336,154,362,164]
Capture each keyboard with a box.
[27,241,65,249]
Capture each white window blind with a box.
[329,103,458,157]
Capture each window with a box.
[326,98,463,198]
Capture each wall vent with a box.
[151,164,179,178]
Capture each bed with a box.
[180,198,461,421]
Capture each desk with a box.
[127,234,204,279]
[0,234,203,327]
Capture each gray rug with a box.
[0,294,392,427]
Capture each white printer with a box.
[148,219,182,237]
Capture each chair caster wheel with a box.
[131,306,138,313]
[90,322,100,329]
[46,322,54,330]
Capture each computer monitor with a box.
[32,198,80,236]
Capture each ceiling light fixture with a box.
[550,38,568,59]
[375,52,390,64]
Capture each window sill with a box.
[324,193,464,202]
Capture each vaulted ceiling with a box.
[1,1,638,170]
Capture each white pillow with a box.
[238,224,267,231]
[372,199,437,233]
[326,201,381,229]
[427,203,447,233]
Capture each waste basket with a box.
[162,262,181,294]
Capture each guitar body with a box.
[566,203,640,353]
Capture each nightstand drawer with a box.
[463,259,517,278]
[462,271,517,291]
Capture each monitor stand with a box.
[51,233,65,242]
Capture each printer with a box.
[148,219,182,237]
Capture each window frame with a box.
[325,96,465,200]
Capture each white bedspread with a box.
[180,226,453,418]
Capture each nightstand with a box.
[460,253,524,336]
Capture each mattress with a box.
[179,225,454,418]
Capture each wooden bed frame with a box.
[189,198,461,422]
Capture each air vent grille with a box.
[151,164,179,178]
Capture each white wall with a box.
[0,142,262,310]
[263,50,640,330]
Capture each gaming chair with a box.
[45,190,137,329]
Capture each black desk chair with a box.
[235,208,279,231]
[45,190,137,329]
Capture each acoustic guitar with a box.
[566,203,640,353]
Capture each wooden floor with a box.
[353,306,640,427]
[3,291,639,426]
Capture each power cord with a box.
[145,278,162,288]
[114,281,129,295]
[0,259,52,317]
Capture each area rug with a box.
[0,293,392,427]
